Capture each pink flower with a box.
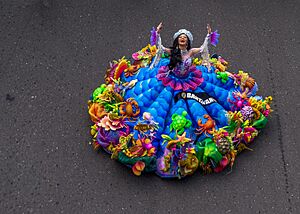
[263,109,270,117]
[98,115,125,131]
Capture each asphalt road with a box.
[1,0,299,213]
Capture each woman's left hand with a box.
[207,24,212,34]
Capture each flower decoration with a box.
[132,161,146,176]
[88,102,106,123]
[98,113,126,131]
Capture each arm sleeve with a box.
[150,27,163,49]
[149,31,163,69]
[150,27,170,53]
[199,33,210,53]
[200,34,211,71]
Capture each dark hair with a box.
[168,34,191,70]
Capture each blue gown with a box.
[89,42,272,178]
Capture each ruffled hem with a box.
[157,65,204,91]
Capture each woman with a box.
[88,23,272,178]
[155,22,211,67]
[154,22,214,92]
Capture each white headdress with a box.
[173,29,193,44]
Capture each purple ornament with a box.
[96,127,129,149]
[150,27,157,46]
[241,106,254,121]
[210,31,220,47]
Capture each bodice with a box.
[171,51,193,79]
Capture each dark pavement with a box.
[0,0,299,213]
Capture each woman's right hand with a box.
[156,22,163,34]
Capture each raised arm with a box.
[190,24,212,57]
[190,34,210,56]
[151,22,171,54]
[149,22,171,69]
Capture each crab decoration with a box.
[215,61,227,72]
[170,111,192,135]
[119,98,140,119]
[210,55,228,72]
[196,114,216,136]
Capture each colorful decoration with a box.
[179,148,199,176]
[87,26,273,179]
[196,114,216,136]
[162,132,192,149]
[195,138,223,166]
[210,30,220,46]
[105,57,129,84]
[216,71,229,83]
[132,161,146,176]
[119,98,140,119]
[150,27,157,46]
[170,111,192,135]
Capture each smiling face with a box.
[178,34,188,47]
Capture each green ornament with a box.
[170,111,192,135]
[92,84,107,101]
[252,114,268,129]
[216,71,229,83]
[195,138,223,165]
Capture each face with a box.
[178,34,188,46]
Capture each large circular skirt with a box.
[88,54,272,178]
